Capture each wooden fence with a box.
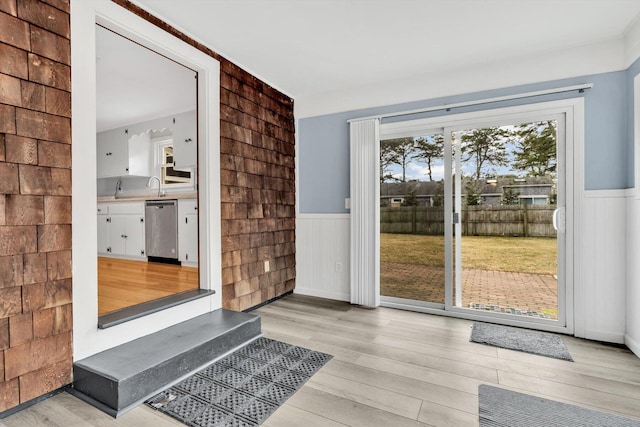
[380,205,556,237]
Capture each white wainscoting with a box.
[626,192,640,356]
[296,191,631,346]
[295,214,351,301]
[578,190,628,344]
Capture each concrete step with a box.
[70,309,261,417]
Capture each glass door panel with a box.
[379,133,446,305]
[451,120,561,320]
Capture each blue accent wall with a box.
[299,71,631,214]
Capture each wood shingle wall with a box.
[0,0,72,412]
[116,0,297,312]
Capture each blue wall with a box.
[299,71,630,214]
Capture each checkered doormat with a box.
[145,337,332,426]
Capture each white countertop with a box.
[97,192,198,203]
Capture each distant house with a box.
[380,177,555,207]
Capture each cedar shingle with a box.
[17,0,69,38]
[0,255,23,289]
[38,140,70,168]
[0,11,29,50]
[19,165,71,195]
[5,194,44,225]
[5,134,37,165]
[0,42,28,79]
[0,72,21,106]
[16,108,70,144]
[0,0,17,16]
[22,278,71,312]
[0,287,22,318]
[0,104,16,133]
[4,331,71,379]
[9,312,32,347]
[43,196,70,224]
[0,225,36,256]
[30,27,70,65]
[44,86,70,117]
[37,224,71,252]
[0,378,19,412]
[23,252,46,285]
[19,357,71,402]
[20,80,45,111]
[28,53,70,91]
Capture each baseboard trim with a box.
[0,388,65,419]
[584,329,626,344]
[625,333,640,358]
[243,290,294,313]
[294,287,350,302]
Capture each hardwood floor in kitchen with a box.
[98,257,199,315]
[2,294,639,426]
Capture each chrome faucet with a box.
[147,176,165,197]
[114,178,122,198]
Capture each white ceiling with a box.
[101,0,640,126]
[96,25,196,132]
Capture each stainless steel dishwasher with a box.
[145,199,178,262]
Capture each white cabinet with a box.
[178,199,198,265]
[96,129,127,178]
[96,202,145,259]
[97,203,109,254]
[96,128,151,178]
[172,110,197,170]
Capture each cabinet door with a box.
[172,110,197,169]
[97,214,110,254]
[108,215,127,255]
[96,128,128,177]
[178,199,198,264]
[124,215,146,258]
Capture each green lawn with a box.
[381,233,557,275]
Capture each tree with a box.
[465,181,481,206]
[431,180,444,207]
[384,137,417,182]
[512,121,556,177]
[413,134,444,181]
[380,139,400,183]
[460,127,510,180]
[501,187,520,205]
[401,187,418,206]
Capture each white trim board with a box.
[71,0,221,360]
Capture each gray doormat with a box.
[146,337,332,426]
[470,322,573,361]
[479,384,640,426]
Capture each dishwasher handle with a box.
[146,200,177,208]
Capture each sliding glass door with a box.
[379,101,574,331]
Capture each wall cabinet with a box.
[172,110,197,170]
[96,110,196,178]
[178,199,198,265]
[96,202,146,259]
[96,128,151,178]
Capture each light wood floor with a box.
[3,294,640,426]
[98,257,199,315]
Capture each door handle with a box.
[552,207,566,233]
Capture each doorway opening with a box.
[95,25,200,319]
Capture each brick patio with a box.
[381,262,558,319]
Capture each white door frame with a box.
[71,0,221,360]
[379,98,583,335]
